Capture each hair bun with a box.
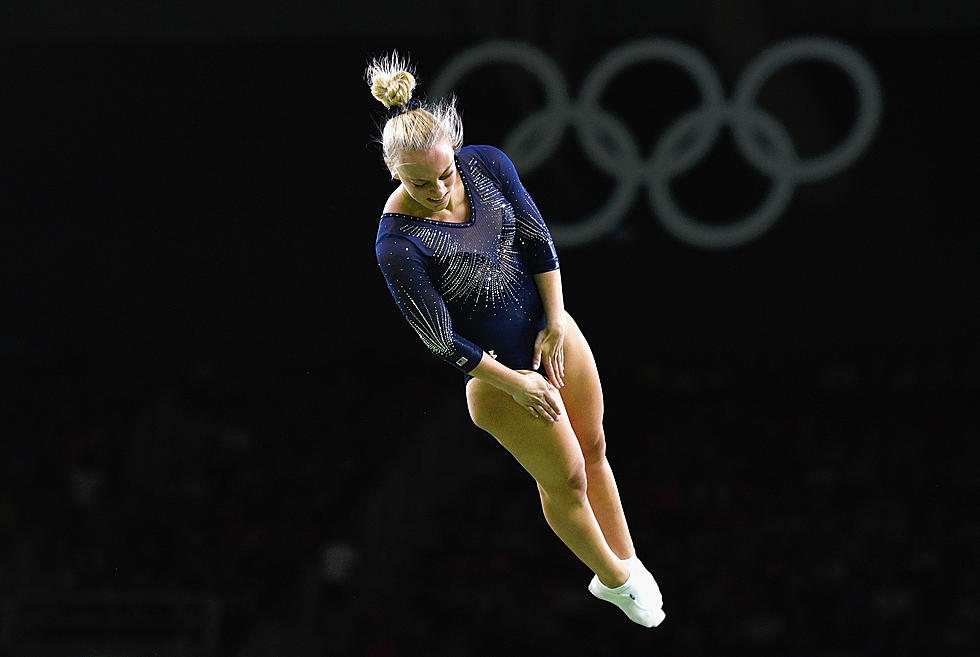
[381,70,416,108]
[364,52,464,171]
[367,53,417,109]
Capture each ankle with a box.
[597,561,630,589]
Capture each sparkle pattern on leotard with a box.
[482,153,555,251]
[396,154,526,312]
[376,145,559,373]
[397,288,456,358]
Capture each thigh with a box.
[466,373,586,490]
[558,312,606,449]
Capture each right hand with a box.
[509,370,563,422]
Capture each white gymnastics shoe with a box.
[588,566,666,628]
[623,555,664,609]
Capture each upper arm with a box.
[376,235,452,356]
[376,234,484,371]
[474,145,560,274]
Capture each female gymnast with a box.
[368,53,665,627]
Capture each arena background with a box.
[1,1,977,655]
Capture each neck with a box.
[444,184,458,213]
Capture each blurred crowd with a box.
[1,350,976,656]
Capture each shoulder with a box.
[460,144,520,186]
[376,225,426,269]
[376,214,408,246]
[382,184,411,215]
[461,144,512,169]
[376,198,410,245]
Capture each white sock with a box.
[622,554,642,571]
[623,554,663,607]
[594,555,641,592]
[599,576,632,593]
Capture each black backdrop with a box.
[1,2,978,656]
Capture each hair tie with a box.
[386,98,422,120]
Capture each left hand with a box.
[533,320,566,388]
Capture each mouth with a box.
[429,190,449,204]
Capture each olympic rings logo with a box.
[432,37,882,249]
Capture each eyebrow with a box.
[408,165,452,183]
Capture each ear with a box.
[384,158,399,180]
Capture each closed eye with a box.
[410,169,453,187]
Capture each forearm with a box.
[533,268,565,327]
[467,351,527,394]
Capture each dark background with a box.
[1,1,978,655]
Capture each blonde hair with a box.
[365,51,463,173]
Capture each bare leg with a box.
[466,376,629,588]
[536,480,629,587]
[585,455,635,559]
[559,312,636,560]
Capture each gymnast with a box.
[369,52,665,627]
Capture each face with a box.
[391,140,457,212]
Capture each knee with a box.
[565,465,589,495]
[539,460,589,499]
[579,425,608,466]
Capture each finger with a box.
[527,405,539,419]
[533,334,543,370]
[544,360,557,387]
[551,354,563,387]
[550,353,565,388]
[558,347,565,379]
[532,403,555,422]
[544,393,562,421]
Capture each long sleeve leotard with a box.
[375,145,560,382]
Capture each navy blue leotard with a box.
[375,145,560,383]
